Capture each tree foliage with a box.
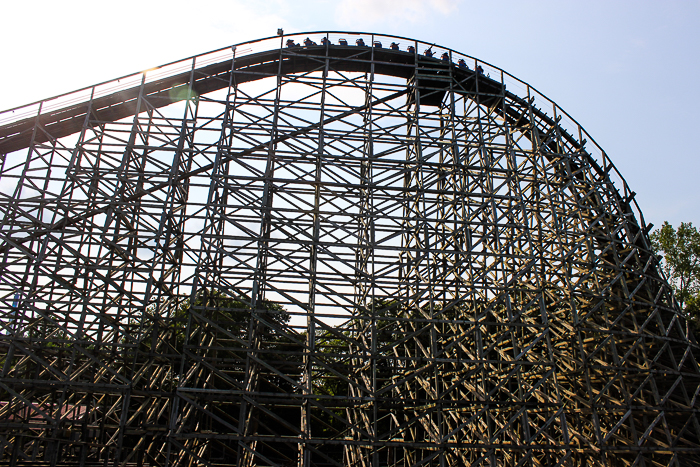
[651,221,700,320]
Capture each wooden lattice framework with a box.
[0,31,698,467]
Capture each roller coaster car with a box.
[338,38,348,46]
[409,54,501,107]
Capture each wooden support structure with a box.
[0,32,698,467]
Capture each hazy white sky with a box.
[2,0,699,229]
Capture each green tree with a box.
[651,221,700,321]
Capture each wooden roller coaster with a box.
[0,31,697,467]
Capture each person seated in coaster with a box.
[458,59,469,69]
[407,45,416,53]
[373,41,382,48]
[424,48,434,57]
[286,39,298,48]
[356,38,366,46]
[303,37,317,47]
[390,42,399,50]
[338,38,348,46]
[477,65,484,75]
[321,37,329,46]
[441,52,450,62]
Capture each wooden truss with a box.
[0,32,698,467]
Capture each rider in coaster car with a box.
[458,59,469,69]
[441,52,450,61]
[338,38,348,46]
[424,48,434,58]
[303,37,317,47]
[356,38,366,46]
[390,42,399,50]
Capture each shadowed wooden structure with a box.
[0,31,698,467]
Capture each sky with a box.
[2,0,699,231]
